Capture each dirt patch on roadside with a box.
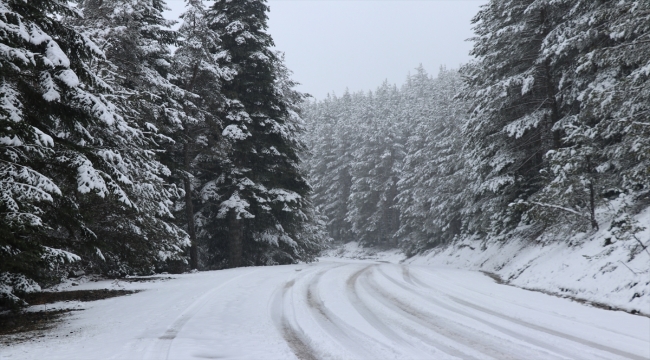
[480,271,507,285]
[0,309,75,338]
[119,276,173,283]
[1,289,140,343]
[23,289,139,305]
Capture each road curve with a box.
[1,259,648,360]
[162,260,649,360]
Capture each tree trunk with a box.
[229,210,243,268]
[181,65,200,270]
[586,155,599,231]
[183,142,198,270]
[589,180,598,231]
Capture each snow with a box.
[0,273,41,306]
[0,135,22,146]
[41,247,81,266]
[321,241,407,264]
[45,41,71,68]
[521,75,535,95]
[407,207,650,316]
[0,84,23,123]
[33,127,54,147]
[222,124,250,140]
[1,259,648,359]
[55,69,80,88]
[41,72,60,102]
[75,158,108,196]
[217,191,254,219]
[269,188,301,203]
[503,110,547,139]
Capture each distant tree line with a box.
[304,0,650,255]
[0,0,326,308]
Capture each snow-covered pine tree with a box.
[0,0,184,306]
[396,67,468,254]
[302,93,355,243]
[204,0,316,267]
[275,56,330,260]
[169,0,233,269]
[525,0,650,233]
[70,0,190,275]
[461,0,568,236]
[0,0,91,306]
[346,83,403,246]
[303,68,467,250]
[393,68,437,251]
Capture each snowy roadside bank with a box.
[323,204,650,317]
[406,217,650,317]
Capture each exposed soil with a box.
[118,276,173,283]
[480,271,506,285]
[23,289,139,306]
[0,289,140,341]
[0,309,75,338]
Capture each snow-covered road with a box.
[2,259,649,360]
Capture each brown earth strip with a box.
[23,289,139,306]
[1,289,140,341]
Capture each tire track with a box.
[405,268,647,360]
[380,267,601,359]
[304,265,390,359]
[346,265,405,343]
[348,265,478,360]
[270,263,346,360]
[448,295,647,360]
[144,269,262,360]
[271,279,319,360]
[366,266,559,360]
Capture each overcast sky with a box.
[164,0,487,99]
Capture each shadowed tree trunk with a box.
[182,64,201,270]
[229,211,243,268]
[183,141,198,270]
[586,155,599,231]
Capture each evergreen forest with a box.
[304,1,650,261]
[2,0,650,309]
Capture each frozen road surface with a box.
[2,259,649,359]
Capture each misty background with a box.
[164,0,487,99]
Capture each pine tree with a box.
[303,68,467,251]
[396,67,468,254]
[525,0,650,232]
[0,0,68,305]
[302,94,355,243]
[0,0,165,306]
[168,0,233,269]
[205,0,317,267]
[70,0,190,275]
[460,0,569,235]
[346,83,403,246]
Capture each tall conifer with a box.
[206,0,316,267]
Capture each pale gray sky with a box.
[165,0,487,99]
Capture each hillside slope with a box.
[407,207,650,316]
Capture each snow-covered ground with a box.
[320,241,406,263]
[408,208,650,317]
[2,259,648,360]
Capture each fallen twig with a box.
[618,260,638,275]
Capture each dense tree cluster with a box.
[304,0,650,255]
[303,67,467,254]
[0,0,323,308]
